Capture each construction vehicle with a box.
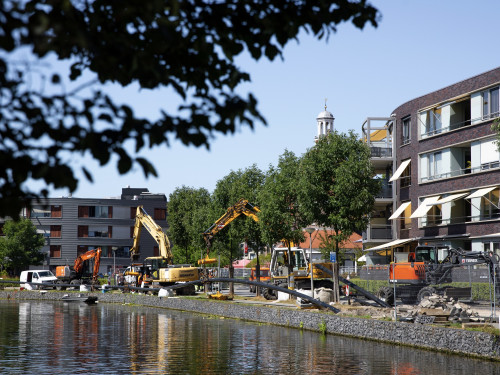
[248,266,270,293]
[130,206,199,295]
[55,247,102,290]
[262,247,334,300]
[123,264,152,287]
[200,198,260,264]
[376,246,500,305]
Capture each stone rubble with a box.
[399,293,482,323]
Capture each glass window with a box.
[483,87,500,120]
[428,152,442,178]
[402,117,411,144]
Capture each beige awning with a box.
[410,196,440,218]
[367,238,414,251]
[427,192,468,206]
[389,159,411,182]
[465,186,496,199]
[389,201,411,220]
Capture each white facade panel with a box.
[480,138,499,164]
[441,104,450,130]
[420,154,428,180]
[471,92,482,124]
[471,140,481,170]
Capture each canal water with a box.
[0,301,499,374]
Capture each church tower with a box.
[315,101,334,143]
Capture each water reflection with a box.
[0,300,498,374]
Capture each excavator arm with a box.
[130,206,172,264]
[202,198,260,251]
[73,247,102,283]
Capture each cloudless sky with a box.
[36,0,500,200]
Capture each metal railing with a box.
[363,224,392,240]
[370,147,392,158]
[420,161,500,183]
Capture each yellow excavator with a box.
[199,198,260,264]
[130,206,199,295]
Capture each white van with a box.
[20,270,58,290]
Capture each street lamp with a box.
[305,227,315,296]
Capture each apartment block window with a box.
[402,117,411,145]
[484,242,500,257]
[79,225,112,238]
[400,163,411,188]
[50,225,62,238]
[112,246,131,258]
[428,151,442,179]
[419,108,442,137]
[31,207,51,218]
[77,245,88,256]
[154,208,166,220]
[50,245,61,258]
[78,205,112,218]
[481,189,500,220]
[483,87,500,120]
[130,207,137,219]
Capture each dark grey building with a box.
[10,187,167,274]
[363,67,500,261]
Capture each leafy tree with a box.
[167,186,211,263]
[211,165,266,258]
[0,0,379,218]
[259,150,306,248]
[211,165,265,293]
[0,219,46,276]
[298,131,379,256]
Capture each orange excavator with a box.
[377,246,500,305]
[55,247,102,290]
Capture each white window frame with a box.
[482,86,500,120]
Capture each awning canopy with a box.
[410,196,440,218]
[465,186,497,199]
[427,192,468,206]
[470,232,500,239]
[366,238,414,251]
[389,159,411,182]
[389,201,411,220]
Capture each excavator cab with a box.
[414,246,437,263]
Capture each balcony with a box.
[420,162,500,183]
[370,147,392,158]
[363,224,392,241]
[375,181,393,199]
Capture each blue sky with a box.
[37,0,500,199]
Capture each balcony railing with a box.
[421,113,499,139]
[363,224,392,241]
[420,212,500,227]
[375,181,393,199]
[420,161,500,183]
[370,147,392,158]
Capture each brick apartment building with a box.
[1,187,168,275]
[362,67,500,264]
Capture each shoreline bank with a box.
[1,290,499,360]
